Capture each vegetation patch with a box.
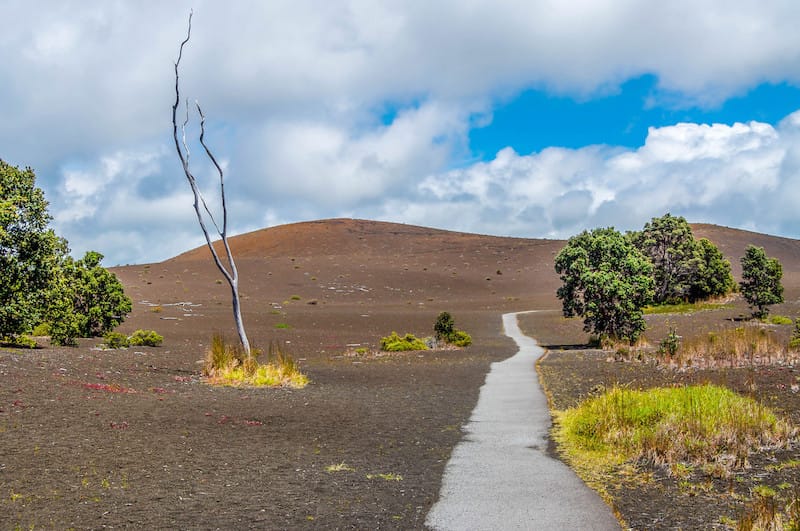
[668,325,797,369]
[553,384,795,500]
[203,335,308,388]
[643,300,731,315]
[128,329,163,347]
[380,332,429,352]
[433,311,472,347]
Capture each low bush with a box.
[380,332,429,352]
[31,323,51,336]
[128,329,163,347]
[1,335,38,349]
[434,311,472,347]
[767,315,793,325]
[103,331,130,349]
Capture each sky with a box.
[3,1,800,265]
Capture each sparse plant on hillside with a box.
[203,334,308,388]
[103,332,129,349]
[555,227,654,343]
[380,332,429,352]
[172,11,252,358]
[740,245,784,319]
[433,311,472,347]
[128,329,163,347]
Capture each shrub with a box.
[657,327,680,357]
[1,335,38,349]
[128,329,163,347]
[448,329,472,347]
[767,315,793,325]
[790,320,800,350]
[434,312,455,340]
[32,323,51,336]
[380,332,429,352]
[434,311,472,347]
[103,331,130,349]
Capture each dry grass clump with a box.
[737,486,800,531]
[669,326,799,369]
[203,334,308,388]
[553,385,796,500]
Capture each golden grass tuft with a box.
[553,385,796,501]
[203,335,308,388]
[670,325,800,369]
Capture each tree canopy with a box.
[629,213,734,304]
[0,160,131,345]
[555,227,654,343]
[740,245,784,319]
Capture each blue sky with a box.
[2,1,800,265]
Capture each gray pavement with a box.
[425,311,620,530]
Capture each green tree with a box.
[48,251,132,345]
[689,238,735,301]
[555,227,654,343]
[0,161,63,339]
[629,213,698,303]
[740,245,784,319]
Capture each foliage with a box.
[689,237,735,301]
[434,311,455,340]
[447,329,473,347]
[629,213,699,303]
[555,227,654,343]
[31,322,50,336]
[128,329,163,347]
[553,385,795,502]
[380,332,429,352]
[0,160,63,339]
[103,332,130,349]
[740,245,784,319]
[203,335,308,388]
[673,326,794,368]
[658,327,680,357]
[767,315,793,325]
[0,334,38,349]
[433,311,472,346]
[789,320,800,350]
[48,251,132,346]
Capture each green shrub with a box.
[128,329,163,347]
[1,335,38,349]
[103,331,129,349]
[767,315,793,325]
[380,332,429,352]
[32,323,51,336]
[448,329,472,347]
[657,327,680,357]
[434,312,455,340]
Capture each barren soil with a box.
[2,218,800,529]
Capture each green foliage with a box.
[203,335,308,388]
[767,315,793,325]
[0,160,63,339]
[658,327,680,357]
[629,213,698,303]
[103,331,130,349]
[689,238,735,301]
[128,329,163,347]
[1,335,38,349]
[643,300,730,315]
[555,227,654,343]
[789,320,800,350]
[0,160,132,347]
[434,311,455,340]
[48,251,132,346]
[380,332,429,352]
[740,245,784,319]
[433,311,472,347]
[448,329,473,347]
[31,322,50,336]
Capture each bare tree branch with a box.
[172,10,251,356]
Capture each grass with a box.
[644,300,731,315]
[325,462,354,473]
[366,472,403,481]
[202,335,309,388]
[766,315,793,325]
[672,325,796,368]
[553,384,795,501]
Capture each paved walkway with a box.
[425,311,620,530]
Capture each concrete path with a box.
[425,311,620,530]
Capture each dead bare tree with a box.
[172,11,251,357]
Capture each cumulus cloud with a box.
[3,1,800,263]
[384,113,799,239]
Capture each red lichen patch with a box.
[82,382,136,393]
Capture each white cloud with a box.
[2,1,800,264]
[385,114,799,239]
